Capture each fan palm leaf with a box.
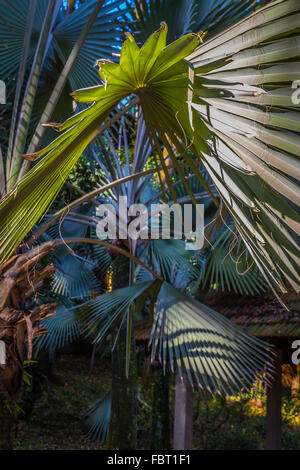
[76,279,271,394]
[187,0,300,294]
[77,280,162,344]
[150,282,272,394]
[0,0,125,88]
[34,302,81,357]
[130,0,270,44]
[0,0,127,189]
[200,224,267,295]
[85,391,112,443]
[0,1,299,297]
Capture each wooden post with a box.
[266,348,282,450]
[173,371,193,450]
[291,365,300,406]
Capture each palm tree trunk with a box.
[0,359,20,450]
[0,243,55,449]
[107,255,138,450]
[0,411,15,450]
[150,360,170,450]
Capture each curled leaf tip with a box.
[125,32,134,41]
[20,150,41,161]
[197,30,207,42]
[94,58,112,69]
[20,155,35,161]
[42,122,59,128]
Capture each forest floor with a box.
[14,352,300,450]
[15,353,109,450]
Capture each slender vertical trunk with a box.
[0,408,15,450]
[150,361,170,450]
[266,348,282,450]
[173,370,193,450]
[107,255,138,449]
[291,365,300,406]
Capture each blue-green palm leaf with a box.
[193,0,270,39]
[130,0,270,45]
[34,302,82,357]
[77,280,160,344]
[130,0,197,43]
[201,225,267,295]
[53,0,127,90]
[76,277,271,395]
[0,0,126,88]
[50,253,101,299]
[137,239,197,284]
[85,391,111,443]
[44,202,102,298]
[150,282,271,395]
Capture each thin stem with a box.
[53,237,163,281]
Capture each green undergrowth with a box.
[14,353,300,450]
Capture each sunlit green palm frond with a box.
[1,5,299,299]
[150,282,272,395]
[187,0,300,294]
[0,24,205,264]
[0,94,130,264]
[85,391,111,443]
